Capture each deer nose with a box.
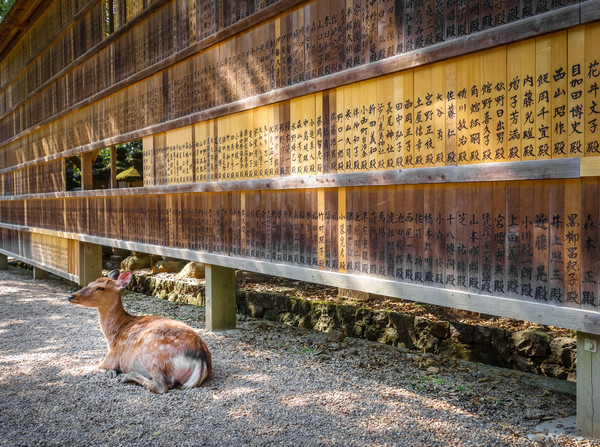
[67,294,76,301]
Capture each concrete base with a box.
[205,264,236,331]
[0,253,7,270]
[577,332,600,439]
[33,267,49,280]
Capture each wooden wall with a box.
[1,0,600,333]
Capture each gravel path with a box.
[0,266,598,447]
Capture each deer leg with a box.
[119,372,169,394]
[98,352,120,371]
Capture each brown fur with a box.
[68,273,211,394]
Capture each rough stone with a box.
[378,327,398,345]
[151,260,186,274]
[511,329,551,359]
[176,261,206,279]
[121,254,151,271]
[416,333,440,353]
[430,321,450,339]
[550,337,577,368]
[327,330,346,343]
[509,354,537,374]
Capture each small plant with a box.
[298,346,317,354]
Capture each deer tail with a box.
[180,350,211,389]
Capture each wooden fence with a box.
[1,0,600,436]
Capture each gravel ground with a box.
[0,266,598,447]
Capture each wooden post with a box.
[78,242,102,286]
[33,266,49,280]
[577,332,600,438]
[109,146,117,189]
[205,264,236,331]
[81,152,94,191]
[0,253,7,270]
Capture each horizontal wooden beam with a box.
[3,224,598,334]
[0,159,581,200]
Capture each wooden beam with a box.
[0,158,582,200]
[32,266,49,280]
[577,332,600,438]
[0,253,7,270]
[80,152,94,191]
[109,146,117,189]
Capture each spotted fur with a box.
[68,270,212,394]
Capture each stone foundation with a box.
[125,270,576,381]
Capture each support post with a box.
[33,266,49,280]
[78,242,102,286]
[109,146,117,189]
[81,152,94,191]
[0,253,7,270]
[205,264,236,331]
[577,332,600,438]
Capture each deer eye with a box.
[96,287,105,291]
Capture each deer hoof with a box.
[105,369,118,379]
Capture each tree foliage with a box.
[0,0,16,23]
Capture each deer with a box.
[67,269,211,394]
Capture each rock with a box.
[508,354,537,374]
[345,347,358,356]
[427,366,440,374]
[327,330,346,343]
[152,260,186,274]
[416,333,440,353]
[176,261,206,279]
[263,310,277,321]
[378,327,398,346]
[511,329,551,359]
[121,254,151,271]
[430,321,450,339]
[549,337,576,368]
[235,270,272,284]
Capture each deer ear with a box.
[115,271,132,289]
[107,269,120,280]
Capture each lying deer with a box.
[68,270,211,394]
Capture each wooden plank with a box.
[2,5,586,175]
[532,179,550,303]
[584,22,600,158]
[0,158,583,201]
[581,177,599,311]
[519,180,534,301]
[58,231,600,334]
[338,186,346,273]
[568,25,585,158]
[564,178,581,308]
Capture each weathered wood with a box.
[576,332,600,438]
[0,247,79,282]
[77,241,102,286]
[0,158,582,199]
[12,229,600,335]
[205,264,236,331]
[32,266,49,280]
[0,1,589,172]
[0,253,7,270]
